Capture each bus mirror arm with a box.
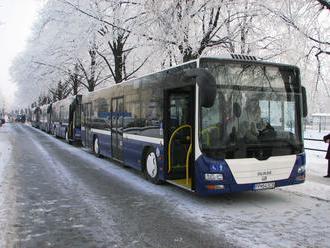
[301,86,308,118]
[182,69,217,108]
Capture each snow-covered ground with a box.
[0,125,13,246]
[0,124,330,248]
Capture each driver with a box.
[240,99,269,141]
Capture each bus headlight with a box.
[205,173,223,181]
[297,165,305,174]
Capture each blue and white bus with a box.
[81,55,307,195]
[39,104,52,133]
[31,106,41,128]
[51,95,82,143]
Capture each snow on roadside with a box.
[0,125,13,246]
[304,130,328,152]
[282,180,330,201]
[26,125,330,248]
[280,149,330,201]
[0,125,12,202]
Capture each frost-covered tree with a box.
[260,0,330,113]
[9,0,330,114]
[143,0,271,63]
[62,0,150,84]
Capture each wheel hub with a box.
[146,153,157,178]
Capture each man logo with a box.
[257,171,272,181]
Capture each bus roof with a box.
[83,55,300,96]
[312,113,330,117]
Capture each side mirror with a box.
[301,86,308,117]
[233,102,241,118]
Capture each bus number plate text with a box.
[254,182,275,191]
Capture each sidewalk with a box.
[282,150,330,201]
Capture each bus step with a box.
[166,178,192,190]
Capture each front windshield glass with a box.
[200,61,303,160]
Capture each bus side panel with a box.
[123,138,145,170]
[73,127,81,141]
[81,127,86,146]
[123,137,165,179]
[60,124,67,139]
[96,132,112,157]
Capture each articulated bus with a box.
[50,95,82,143]
[81,55,307,195]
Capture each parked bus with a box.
[80,55,307,195]
[51,95,82,143]
[39,104,51,132]
[31,107,41,128]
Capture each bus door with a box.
[84,103,92,147]
[68,104,74,140]
[111,97,124,161]
[165,87,194,190]
[70,100,81,141]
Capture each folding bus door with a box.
[111,97,124,161]
[165,86,194,190]
[83,103,93,148]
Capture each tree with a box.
[49,81,71,102]
[143,0,277,63]
[63,0,150,84]
[260,0,330,112]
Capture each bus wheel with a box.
[145,149,162,184]
[94,137,101,157]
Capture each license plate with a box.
[254,182,275,191]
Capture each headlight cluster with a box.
[297,165,305,174]
[205,173,223,181]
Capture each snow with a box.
[304,130,329,152]
[0,125,13,247]
[1,124,330,247]
[28,125,330,247]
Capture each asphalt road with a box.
[1,123,330,248]
[1,124,233,248]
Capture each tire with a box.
[94,136,101,157]
[145,149,162,184]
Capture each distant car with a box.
[15,115,26,123]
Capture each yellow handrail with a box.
[168,125,192,185]
[186,141,192,185]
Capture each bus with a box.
[39,104,52,132]
[31,107,41,128]
[79,55,307,195]
[51,95,82,143]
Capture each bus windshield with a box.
[199,62,303,160]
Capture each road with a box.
[0,123,330,248]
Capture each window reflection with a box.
[200,62,302,159]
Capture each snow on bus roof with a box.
[311,113,330,117]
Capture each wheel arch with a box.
[141,145,153,172]
[92,133,98,149]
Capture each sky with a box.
[0,0,45,109]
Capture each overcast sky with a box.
[0,0,45,109]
